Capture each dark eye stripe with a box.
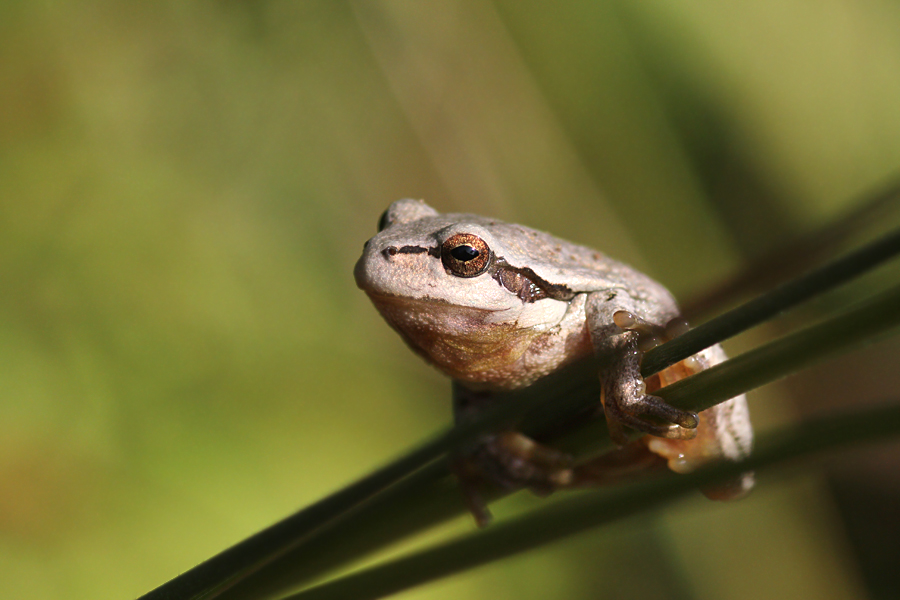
[492,259,576,303]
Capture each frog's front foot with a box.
[601,311,699,445]
[602,385,699,444]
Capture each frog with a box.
[354,198,753,523]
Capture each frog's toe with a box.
[496,431,572,470]
[455,432,574,527]
[608,409,696,441]
[472,432,575,491]
[635,394,699,429]
[660,423,698,440]
[603,393,699,441]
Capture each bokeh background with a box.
[3,2,900,599]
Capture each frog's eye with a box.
[441,233,491,277]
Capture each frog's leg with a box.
[640,344,755,499]
[586,295,754,498]
[585,294,700,445]
[452,430,577,526]
[467,431,574,488]
[568,440,668,485]
[452,383,575,525]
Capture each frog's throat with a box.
[367,292,590,389]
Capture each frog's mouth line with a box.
[363,290,505,314]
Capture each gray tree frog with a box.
[355,199,753,523]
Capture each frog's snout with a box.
[353,248,371,290]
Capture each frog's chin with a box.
[382,289,574,336]
[363,290,512,320]
[364,291,504,332]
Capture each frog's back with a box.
[470,216,678,314]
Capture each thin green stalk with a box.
[285,400,900,600]
[208,463,461,600]
[137,455,446,600]
[559,281,900,459]
[642,224,900,377]
[682,174,900,319]
[137,360,601,600]
[207,283,900,600]
[656,282,900,413]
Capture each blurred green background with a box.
[3,1,900,599]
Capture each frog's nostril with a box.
[382,246,399,258]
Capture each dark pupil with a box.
[450,245,480,262]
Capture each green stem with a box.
[137,367,602,600]
[209,283,900,600]
[657,282,900,413]
[137,238,900,600]
[642,225,900,377]
[284,400,900,600]
[681,174,900,320]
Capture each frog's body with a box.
[355,199,753,521]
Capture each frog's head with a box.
[355,199,577,384]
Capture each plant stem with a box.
[656,282,900,412]
[137,231,900,600]
[210,283,900,600]
[642,225,900,377]
[681,174,900,319]
[284,400,900,600]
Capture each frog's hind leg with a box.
[452,430,576,526]
[470,431,575,490]
[568,440,668,486]
[642,344,755,499]
[452,383,577,525]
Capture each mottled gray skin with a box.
[355,199,753,505]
